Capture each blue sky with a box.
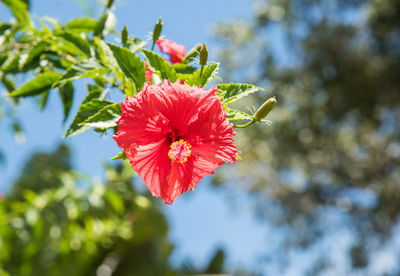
[0,0,271,273]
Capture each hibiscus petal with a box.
[126,139,171,198]
[163,160,194,204]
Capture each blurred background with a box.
[1,0,400,275]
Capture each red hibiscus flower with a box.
[156,38,186,64]
[113,81,239,204]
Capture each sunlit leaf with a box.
[107,43,145,90]
[64,17,98,33]
[217,83,263,104]
[9,72,62,97]
[79,103,121,130]
[186,63,219,87]
[142,49,177,82]
[64,93,112,137]
[2,0,32,27]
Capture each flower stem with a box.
[233,119,256,128]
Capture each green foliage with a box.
[217,83,263,104]
[79,103,121,131]
[186,63,219,86]
[64,93,113,137]
[142,49,177,82]
[1,0,32,27]
[94,10,116,37]
[9,72,62,97]
[64,17,98,33]
[214,0,400,273]
[107,43,146,91]
[0,1,267,274]
[224,106,253,121]
[58,82,75,122]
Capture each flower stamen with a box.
[168,139,192,163]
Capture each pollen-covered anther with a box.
[168,139,192,163]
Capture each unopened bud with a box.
[121,25,128,47]
[151,18,163,50]
[199,43,208,66]
[254,97,276,121]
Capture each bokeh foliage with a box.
[0,145,231,275]
[213,0,400,274]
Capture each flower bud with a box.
[199,43,208,66]
[254,97,276,121]
[121,25,128,47]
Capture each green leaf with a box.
[19,41,48,70]
[1,75,15,92]
[173,63,196,74]
[126,37,147,53]
[182,44,201,63]
[2,0,31,27]
[47,36,88,58]
[217,83,264,104]
[79,103,121,130]
[58,81,74,123]
[141,49,177,82]
[56,32,91,57]
[224,106,253,121]
[39,91,50,110]
[9,72,62,97]
[94,11,116,37]
[64,93,112,137]
[1,52,21,73]
[107,43,145,90]
[186,63,219,87]
[57,59,110,85]
[64,17,98,33]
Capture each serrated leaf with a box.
[108,43,145,90]
[64,17,98,33]
[217,83,264,104]
[142,49,177,82]
[79,103,121,130]
[59,81,74,123]
[94,11,116,37]
[57,32,91,57]
[2,0,32,27]
[224,107,253,121]
[64,93,112,137]
[186,63,219,87]
[9,72,62,97]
